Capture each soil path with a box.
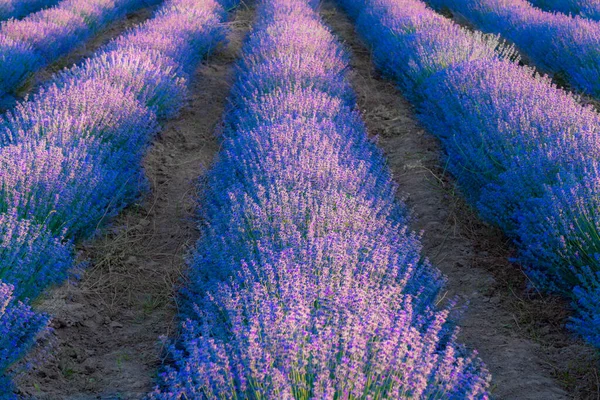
[320,2,599,399]
[15,7,254,399]
[0,2,159,112]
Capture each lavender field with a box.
[0,0,599,398]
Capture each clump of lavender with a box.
[529,0,600,21]
[0,282,48,399]
[0,0,160,100]
[426,0,600,97]
[0,212,73,299]
[337,0,600,348]
[150,0,491,398]
[0,0,61,22]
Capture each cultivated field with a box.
[0,0,598,399]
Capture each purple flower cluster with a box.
[149,0,491,398]
[0,0,158,99]
[337,0,600,347]
[0,282,48,398]
[0,0,61,21]
[0,0,230,394]
[426,0,600,96]
[529,0,600,21]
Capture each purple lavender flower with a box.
[0,0,159,99]
[529,0,600,21]
[0,0,61,21]
[0,282,48,396]
[426,0,600,96]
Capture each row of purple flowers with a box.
[0,0,159,101]
[0,0,60,21]
[338,0,600,348]
[150,0,491,398]
[426,0,600,96]
[0,0,230,396]
[529,0,600,20]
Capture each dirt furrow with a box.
[15,7,253,399]
[320,2,599,399]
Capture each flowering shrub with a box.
[0,0,61,21]
[529,0,600,21]
[0,0,159,100]
[338,0,600,348]
[149,0,491,398]
[426,0,600,97]
[0,282,48,399]
[0,0,230,394]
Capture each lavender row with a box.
[337,0,600,348]
[0,0,158,101]
[0,0,230,395]
[0,0,61,21]
[425,0,600,97]
[150,0,491,398]
[529,0,600,20]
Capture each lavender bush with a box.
[0,283,48,399]
[337,0,600,347]
[150,0,491,398]
[0,0,61,21]
[528,0,600,21]
[0,0,158,101]
[0,0,231,394]
[425,0,600,97]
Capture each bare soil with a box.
[15,7,253,399]
[320,2,600,399]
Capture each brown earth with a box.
[15,6,253,399]
[320,2,600,399]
